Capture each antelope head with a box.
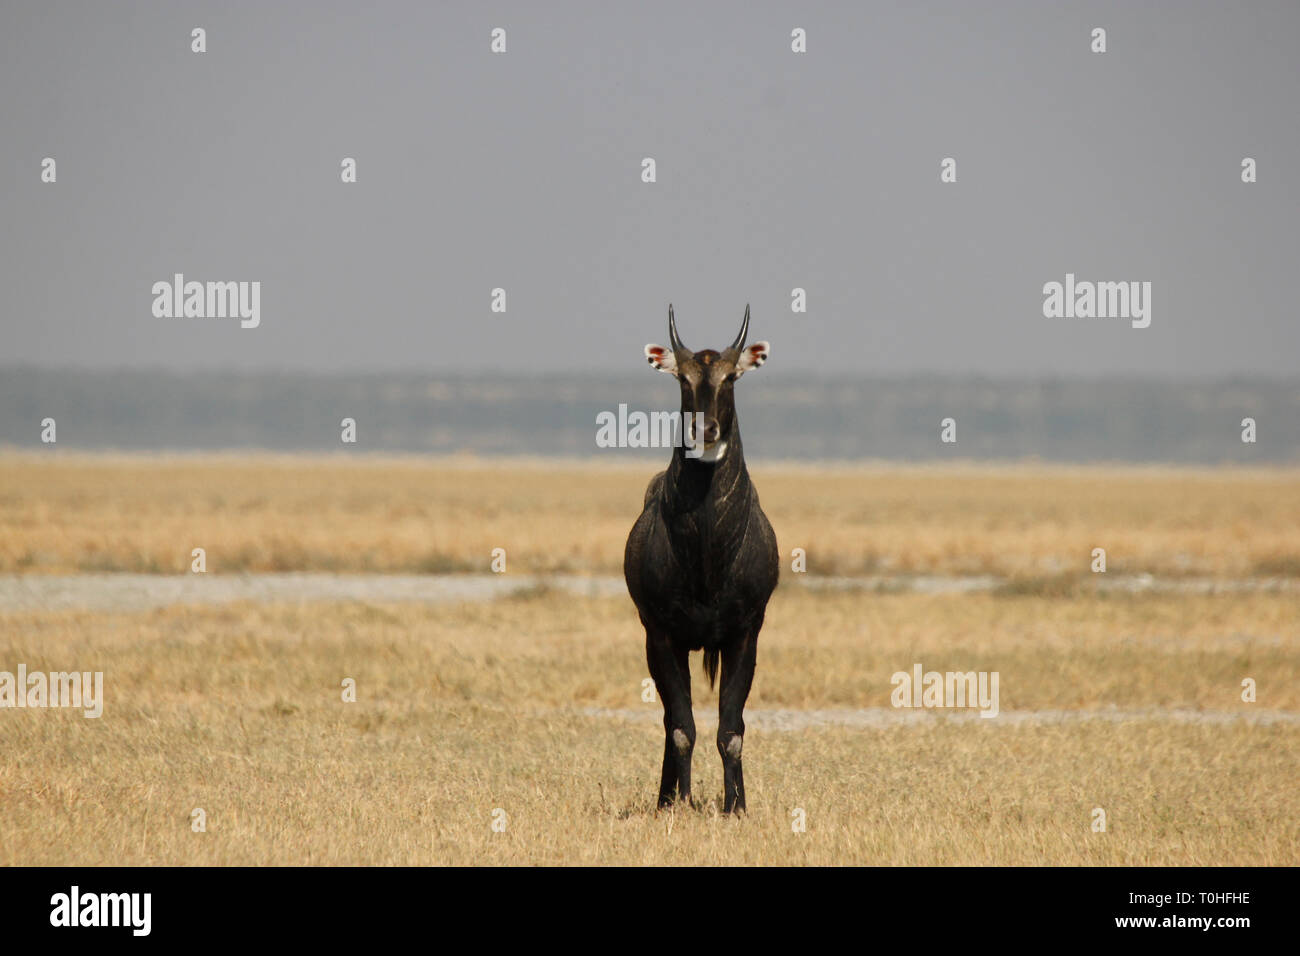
[644,304,770,464]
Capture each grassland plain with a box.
[0,455,1296,864]
[1,590,1296,865]
[3,454,1300,578]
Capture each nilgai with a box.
[624,304,779,813]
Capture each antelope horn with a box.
[729,304,750,352]
[668,304,688,353]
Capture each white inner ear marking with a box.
[736,341,770,374]
[645,344,677,374]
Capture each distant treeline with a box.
[1,367,1296,464]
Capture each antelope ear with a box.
[735,340,770,375]
[645,344,678,374]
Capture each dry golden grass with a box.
[1,589,1295,865]
[1,454,1295,864]
[3,453,1300,578]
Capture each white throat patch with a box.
[697,440,728,464]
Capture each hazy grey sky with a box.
[2,1,1297,376]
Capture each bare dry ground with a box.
[0,455,1296,864]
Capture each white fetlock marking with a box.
[725,735,743,758]
[673,729,691,755]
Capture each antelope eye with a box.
[725,372,738,383]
